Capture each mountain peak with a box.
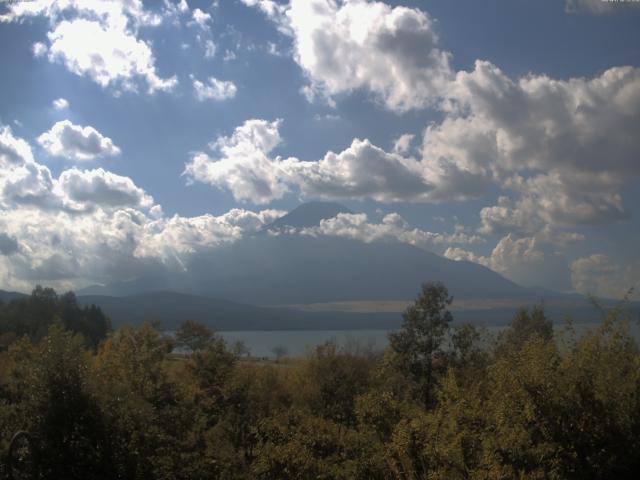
[265,201,352,230]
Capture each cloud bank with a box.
[243,0,453,112]
[38,120,121,161]
[0,125,286,290]
[2,0,177,94]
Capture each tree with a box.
[175,320,213,353]
[231,340,251,358]
[0,287,110,347]
[388,281,453,408]
[495,305,553,356]
[90,323,193,479]
[298,341,374,426]
[272,345,288,362]
[22,324,109,479]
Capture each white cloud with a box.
[242,2,640,230]
[161,0,190,24]
[445,234,573,291]
[184,119,289,204]
[244,0,453,112]
[57,168,154,211]
[266,41,284,57]
[393,133,415,155]
[191,8,211,28]
[51,98,69,110]
[187,58,640,215]
[424,62,640,225]
[184,118,440,204]
[0,125,287,290]
[223,50,237,62]
[313,113,341,122]
[137,208,284,266]
[0,0,163,32]
[291,138,430,203]
[204,39,217,58]
[1,125,56,210]
[2,125,140,213]
[32,42,47,58]
[240,0,286,19]
[38,120,121,161]
[47,18,177,94]
[294,212,484,249]
[478,196,536,236]
[0,201,284,291]
[0,202,285,290]
[444,235,546,274]
[565,0,640,14]
[571,254,640,300]
[3,0,177,94]
[192,76,237,101]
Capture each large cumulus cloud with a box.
[1,0,177,94]
[2,123,485,292]
[0,125,287,291]
[243,0,453,112]
[184,58,640,220]
[38,120,121,161]
[436,62,640,228]
[571,254,640,299]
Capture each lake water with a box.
[218,322,640,358]
[219,329,390,358]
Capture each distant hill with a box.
[78,291,401,331]
[78,202,589,307]
[0,289,27,303]
[77,291,627,331]
[4,288,634,332]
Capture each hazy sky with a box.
[1,0,639,298]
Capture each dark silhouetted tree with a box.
[388,281,453,408]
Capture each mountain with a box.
[78,276,173,297]
[182,235,532,304]
[0,289,27,303]
[79,202,570,306]
[263,201,352,230]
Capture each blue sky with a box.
[0,0,639,298]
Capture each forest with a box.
[0,282,639,479]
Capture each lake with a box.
[217,321,640,358]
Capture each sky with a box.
[0,0,639,299]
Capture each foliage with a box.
[388,281,453,408]
[175,320,213,353]
[0,286,110,348]
[1,286,639,479]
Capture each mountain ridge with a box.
[262,201,352,231]
[77,202,576,304]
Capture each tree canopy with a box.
[0,286,110,348]
[1,284,639,479]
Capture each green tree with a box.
[8,324,110,479]
[297,341,374,427]
[91,323,196,480]
[495,304,553,356]
[388,281,453,408]
[0,287,110,347]
[252,409,387,480]
[175,320,214,353]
